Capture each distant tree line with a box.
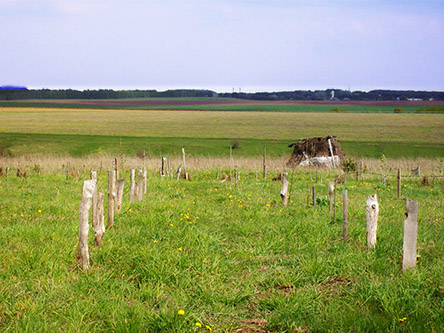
[0,88,443,101]
[219,89,444,101]
[0,89,217,100]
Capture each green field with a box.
[1,169,443,331]
[0,107,443,159]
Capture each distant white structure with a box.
[330,90,335,100]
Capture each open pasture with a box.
[0,165,443,331]
[0,107,443,158]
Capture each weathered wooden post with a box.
[66,161,70,181]
[315,164,318,183]
[333,179,337,220]
[79,179,96,271]
[403,199,418,272]
[5,167,9,179]
[182,147,189,180]
[176,165,182,181]
[366,194,379,249]
[263,146,267,180]
[108,170,116,228]
[342,190,348,241]
[161,155,166,176]
[115,179,125,212]
[94,192,105,246]
[90,171,98,228]
[397,169,401,198]
[130,169,136,202]
[137,168,144,201]
[312,186,316,207]
[280,172,289,206]
[255,171,258,181]
[328,181,334,216]
[114,157,119,181]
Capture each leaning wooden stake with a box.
[94,192,105,246]
[342,190,348,241]
[115,179,125,212]
[397,169,401,198]
[129,169,136,202]
[403,199,418,272]
[79,179,96,271]
[182,147,189,180]
[366,194,379,249]
[328,181,334,216]
[108,170,116,228]
[280,172,289,206]
[114,157,119,181]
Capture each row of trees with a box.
[0,89,217,100]
[0,88,443,101]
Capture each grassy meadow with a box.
[1,167,444,331]
[0,107,443,158]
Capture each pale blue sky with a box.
[1,0,443,91]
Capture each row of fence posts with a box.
[78,164,147,271]
[280,172,419,272]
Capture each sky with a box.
[1,0,444,92]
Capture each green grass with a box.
[1,99,444,113]
[1,168,443,331]
[0,107,443,159]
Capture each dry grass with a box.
[1,155,442,176]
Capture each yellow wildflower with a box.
[195,322,202,328]
[205,325,212,331]
[178,309,185,316]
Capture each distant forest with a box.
[0,88,443,101]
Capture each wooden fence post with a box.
[263,146,267,180]
[366,194,379,249]
[312,186,316,207]
[397,169,401,198]
[143,168,147,194]
[182,147,188,180]
[137,168,144,201]
[161,155,166,176]
[328,181,334,216]
[94,192,105,246]
[342,190,348,241]
[66,161,70,181]
[403,199,418,272]
[90,171,98,229]
[333,179,337,220]
[108,170,116,228]
[130,169,136,202]
[114,157,118,181]
[5,167,9,179]
[116,179,125,212]
[176,165,182,181]
[79,179,96,271]
[280,172,289,206]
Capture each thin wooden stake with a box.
[108,170,116,228]
[91,171,98,229]
[137,168,144,201]
[143,168,147,194]
[263,146,267,180]
[115,179,125,212]
[328,181,334,216]
[130,169,136,202]
[333,179,337,220]
[403,199,418,272]
[79,179,96,271]
[94,192,105,246]
[397,169,401,198]
[312,186,316,207]
[366,194,379,249]
[114,157,118,181]
[280,172,289,206]
[342,190,348,241]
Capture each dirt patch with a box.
[234,318,268,333]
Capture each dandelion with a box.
[399,317,407,322]
[205,325,212,331]
[170,223,174,227]
[128,208,132,212]
[153,240,158,243]
[38,209,42,213]
[178,309,185,316]
[178,247,183,251]
[20,213,24,217]
[195,322,202,328]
